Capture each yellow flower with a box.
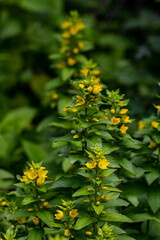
[93,85,103,94]
[1,201,6,206]
[73,48,79,54]
[96,201,100,205]
[73,134,79,139]
[86,231,92,236]
[101,211,106,214]
[85,160,97,169]
[67,57,77,66]
[98,157,110,170]
[61,21,71,29]
[17,217,26,224]
[27,168,37,180]
[56,61,65,69]
[122,116,131,123]
[111,116,121,125]
[101,114,109,120]
[20,175,28,182]
[75,96,85,106]
[156,105,160,110]
[33,217,40,225]
[70,26,78,35]
[93,118,99,122]
[27,208,33,211]
[55,210,64,220]
[87,86,93,92]
[120,124,128,135]
[37,177,45,185]
[110,109,115,114]
[52,93,58,100]
[102,186,108,190]
[94,78,100,84]
[149,141,156,148]
[80,69,89,76]
[38,167,48,179]
[79,84,84,90]
[151,121,159,128]
[119,108,128,114]
[43,201,48,207]
[76,22,84,30]
[138,121,145,130]
[101,194,106,200]
[105,197,111,201]
[78,41,84,48]
[69,209,79,218]
[88,188,92,191]
[72,108,78,113]
[62,31,70,38]
[92,69,100,75]
[64,229,70,237]
[63,107,69,112]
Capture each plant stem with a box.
[83,95,88,154]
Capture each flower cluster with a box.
[57,11,85,69]
[20,163,48,185]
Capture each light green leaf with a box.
[61,67,75,82]
[75,216,96,230]
[7,210,35,220]
[118,158,135,174]
[22,196,36,205]
[100,212,133,222]
[92,204,104,215]
[28,228,44,240]
[22,140,46,162]
[128,213,160,223]
[37,210,54,227]
[148,188,160,213]
[145,171,159,185]
[62,158,71,172]
[72,188,94,197]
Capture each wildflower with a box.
[76,22,84,30]
[110,109,115,114]
[138,121,145,130]
[55,210,64,220]
[27,208,33,211]
[37,177,45,185]
[101,195,106,200]
[52,93,58,100]
[56,61,65,69]
[86,232,92,236]
[122,116,131,123]
[105,197,111,201]
[94,78,100,84]
[87,86,93,92]
[78,41,84,48]
[85,160,97,169]
[80,69,89,76]
[69,209,79,218]
[73,48,79,54]
[73,134,79,139]
[96,201,100,205]
[72,108,78,113]
[38,167,48,179]
[149,141,156,148]
[62,31,70,38]
[119,109,128,114]
[43,202,49,207]
[1,201,7,206]
[61,21,71,29]
[101,114,109,120]
[83,199,90,203]
[63,107,69,112]
[70,26,78,35]
[67,57,77,66]
[111,116,120,125]
[93,85,103,94]
[64,229,70,237]
[75,96,85,106]
[151,121,159,128]
[17,217,26,224]
[93,118,99,122]
[33,217,40,225]
[92,70,100,75]
[27,168,37,180]
[156,105,160,110]
[120,124,128,135]
[101,211,106,214]
[79,84,84,90]
[20,175,28,182]
[102,186,108,190]
[98,157,110,170]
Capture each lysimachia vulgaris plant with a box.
[51,72,134,240]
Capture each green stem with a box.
[93,165,98,236]
[83,95,88,154]
[35,181,44,239]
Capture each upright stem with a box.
[35,181,44,239]
[93,165,98,236]
[83,95,88,154]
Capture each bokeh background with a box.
[0,0,160,179]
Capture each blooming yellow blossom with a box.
[27,168,37,180]
[1,201,7,206]
[64,229,70,237]
[110,109,115,114]
[86,232,92,236]
[67,57,77,66]
[55,210,64,220]
[111,116,121,125]
[43,202,49,207]
[120,124,128,135]
[38,167,48,179]
[98,157,110,170]
[79,84,84,89]
[78,41,84,48]
[93,85,103,94]
[69,209,79,218]
[62,31,70,38]
[122,116,131,123]
[101,114,109,120]
[102,186,108,190]
[72,108,78,113]
[151,121,159,128]
[96,201,100,205]
[27,208,33,211]
[119,109,128,114]
[37,177,45,185]
[149,141,156,148]
[75,96,85,106]
[87,86,93,92]
[94,78,100,84]
[85,160,97,169]
[138,121,145,130]
[80,69,89,76]
[33,217,40,225]
[61,21,71,29]
[156,105,160,110]
[52,93,58,100]
[73,48,79,54]
[73,134,79,139]
[17,217,26,224]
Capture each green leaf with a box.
[72,188,94,197]
[61,67,75,82]
[37,210,54,227]
[100,212,133,222]
[22,196,36,205]
[128,213,160,223]
[62,158,71,172]
[92,204,104,215]
[98,131,114,140]
[0,169,14,179]
[145,171,159,185]
[50,177,81,189]
[28,228,44,240]
[119,235,136,240]
[148,188,160,213]
[118,158,135,174]
[75,216,96,230]
[22,140,46,163]
[7,210,35,220]
[104,186,122,193]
